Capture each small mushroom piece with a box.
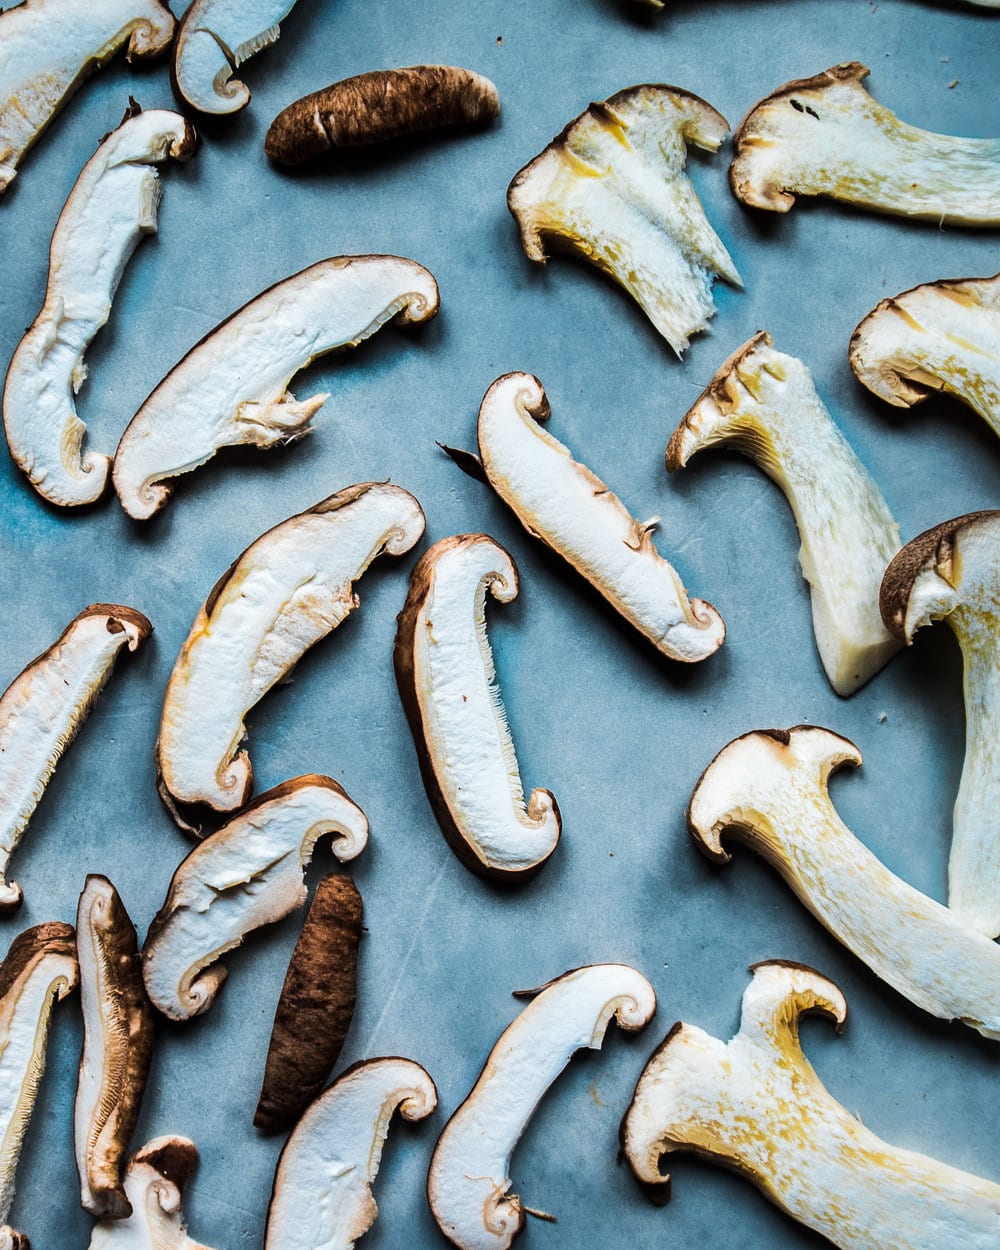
[623,961,1000,1248]
[731,62,1000,225]
[142,776,368,1022]
[3,107,197,508]
[507,86,741,354]
[113,257,438,520]
[394,535,561,880]
[0,604,151,912]
[265,1058,438,1250]
[156,483,424,823]
[427,964,656,1250]
[473,374,725,662]
[667,332,900,694]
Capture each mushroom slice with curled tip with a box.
[394,535,562,881]
[731,62,1000,226]
[88,1136,215,1249]
[3,107,197,508]
[142,776,368,1022]
[265,1058,437,1250]
[0,604,151,912]
[427,964,656,1250]
[667,333,900,694]
[507,85,741,354]
[113,257,438,520]
[155,483,424,824]
[623,961,1000,1248]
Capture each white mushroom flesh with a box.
[88,1136,215,1249]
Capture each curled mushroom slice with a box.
[113,257,438,520]
[0,604,151,912]
[88,1136,215,1249]
[156,483,424,823]
[265,1057,437,1250]
[428,964,656,1250]
[507,86,741,354]
[4,107,196,508]
[667,332,900,694]
[623,961,1000,1248]
[394,535,562,880]
[142,776,368,1022]
[731,62,1000,225]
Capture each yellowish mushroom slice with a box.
[142,776,368,1022]
[731,62,1000,225]
[0,604,151,912]
[427,964,656,1250]
[156,483,424,824]
[3,106,197,508]
[624,961,1000,1248]
[507,86,741,354]
[113,256,438,519]
[667,332,900,694]
[265,1058,438,1250]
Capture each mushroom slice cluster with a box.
[428,964,656,1250]
[4,107,197,508]
[0,604,151,912]
[112,257,439,519]
[265,1057,438,1250]
[88,1136,215,1249]
[667,332,900,694]
[156,483,424,824]
[394,534,562,880]
[731,62,1000,225]
[142,776,368,1021]
[690,725,1000,1040]
[623,961,1000,1249]
[507,86,741,354]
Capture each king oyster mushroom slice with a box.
[427,964,656,1250]
[265,1057,438,1250]
[156,483,424,824]
[394,535,562,881]
[113,257,438,520]
[142,776,368,1022]
[667,332,900,694]
[4,107,197,508]
[0,603,151,912]
[690,724,1000,1040]
[472,373,725,662]
[731,62,1000,225]
[507,86,741,355]
[623,961,1000,1249]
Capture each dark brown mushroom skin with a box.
[0,922,76,996]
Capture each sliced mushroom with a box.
[731,62,1000,225]
[667,332,900,694]
[88,1136,215,1249]
[689,725,1000,1040]
[427,964,656,1250]
[0,604,151,911]
[507,86,741,354]
[3,106,197,508]
[142,776,368,1022]
[75,876,154,1220]
[394,534,562,880]
[265,1057,438,1250]
[113,257,438,519]
[623,961,1000,1248]
[156,483,424,823]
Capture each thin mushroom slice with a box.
[156,483,424,824]
[142,776,368,1022]
[730,62,1000,225]
[4,106,197,508]
[427,964,656,1250]
[507,85,741,354]
[265,1057,438,1250]
[394,534,562,880]
[113,257,438,520]
[667,332,900,694]
[623,961,1000,1249]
